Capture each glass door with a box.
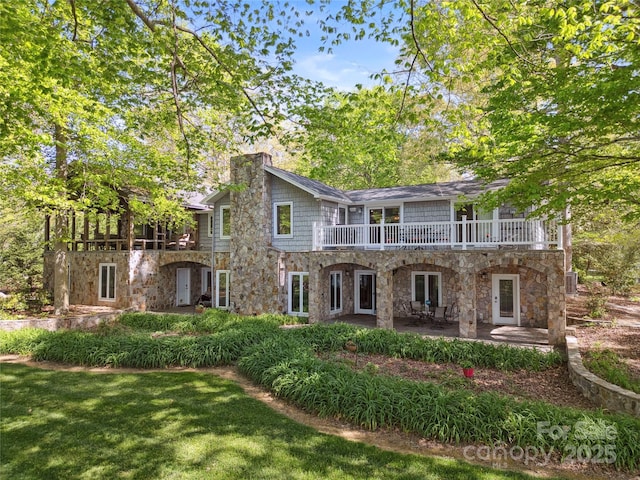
[355,270,376,314]
[491,274,520,325]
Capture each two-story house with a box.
[44,152,567,345]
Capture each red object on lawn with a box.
[462,367,474,378]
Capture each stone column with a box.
[457,271,477,339]
[376,268,393,329]
[229,152,281,315]
[546,259,566,346]
[308,265,321,324]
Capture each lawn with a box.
[1,362,551,480]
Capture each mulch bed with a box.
[328,352,597,410]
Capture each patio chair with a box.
[408,300,427,325]
[432,306,447,328]
[445,302,459,323]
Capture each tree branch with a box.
[169,2,191,164]
[124,0,156,32]
[68,0,78,41]
[469,0,535,67]
[124,0,270,130]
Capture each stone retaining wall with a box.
[0,310,124,332]
[566,334,639,417]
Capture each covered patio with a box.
[329,314,553,351]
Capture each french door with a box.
[491,274,520,325]
[288,272,309,316]
[411,272,442,307]
[355,270,376,314]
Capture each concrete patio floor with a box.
[159,306,553,351]
[330,314,553,351]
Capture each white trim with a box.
[98,263,116,302]
[219,205,230,239]
[411,271,442,306]
[207,213,213,237]
[329,271,343,313]
[288,271,309,316]
[274,201,294,238]
[491,274,520,325]
[216,270,230,309]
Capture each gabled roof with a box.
[345,178,510,203]
[264,166,352,203]
[201,161,508,205]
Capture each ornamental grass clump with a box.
[0,316,281,368]
[0,327,53,355]
[239,330,640,471]
[287,323,561,371]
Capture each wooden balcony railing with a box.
[67,233,197,252]
[312,217,561,251]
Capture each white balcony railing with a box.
[312,217,561,251]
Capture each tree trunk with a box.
[53,123,69,315]
[563,207,572,274]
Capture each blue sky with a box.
[288,2,403,90]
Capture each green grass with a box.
[2,315,638,473]
[583,348,640,394]
[0,363,547,480]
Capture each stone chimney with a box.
[229,153,280,315]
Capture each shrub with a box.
[585,282,608,319]
[239,331,640,471]
[583,348,640,394]
[287,323,562,371]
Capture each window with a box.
[216,270,230,309]
[330,271,342,313]
[274,202,293,237]
[207,213,213,237]
[220,205,231,239]
[411,271,442,307]
[337,206,346,225]
[288,272,309,316]
[99,263,116,301]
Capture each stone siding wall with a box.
[307,249,566,345]
[475,265,548,328]
[229,153,282,315]
[51,250,212,311]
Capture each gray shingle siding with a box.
[271,176,320,251]
[209,192,231,252]
[321,201,344,225]
[404,200,451,223]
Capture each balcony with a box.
[65,233,197,252]
[312,218,561,251]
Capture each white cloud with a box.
[295,52,379,90]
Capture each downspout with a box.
[210,204,215,307]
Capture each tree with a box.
[0,203,44,296]
[573,205,640,295]
[285,85,455,189]
[0,1,324,313]
[395,0,640,221]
